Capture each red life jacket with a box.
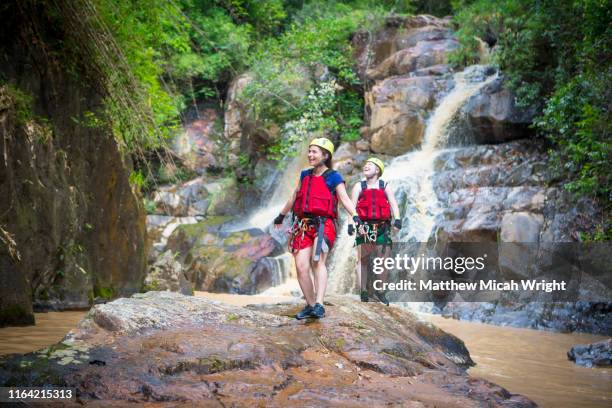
[357,179,391,221]
[293,169,338,218]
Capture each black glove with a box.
[348,224,355,236]
[352,215,362,225]
[393,219,402,229]
[273,213,285,225]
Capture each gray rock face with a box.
[429,140,609,334]
[459,77,539,144]
[568,338,612,367]
[431,140,597,244]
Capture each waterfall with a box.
[245,140,309,231]
[328,65,497,294]
[225,140,309,294]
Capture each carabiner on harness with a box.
[358,223,378,243]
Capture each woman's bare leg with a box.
[311,251,328,304]
[294,247,315,305]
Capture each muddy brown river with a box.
[0,296,609,408]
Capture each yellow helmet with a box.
[366,157,385,175]
[309,137,335,155]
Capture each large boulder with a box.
[500,212,543,243]
[368,76,449,154]
[165,218,281,294]
[353,15,454,80]
[0,292,536,407]
[460,77,539,143]
[366,39,459,81]
[355,15,456,156]
[172,107,221,172]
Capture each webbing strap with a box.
[313,217,326,261]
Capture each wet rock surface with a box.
[431,140,600,245]
[0,292,537,407]
[568,338,612,367]
[150,176,244,218]
[0,9,147,321]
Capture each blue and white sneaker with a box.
[311,303,325,319]
[296,304,314,320]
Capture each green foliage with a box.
[3,84,35,124]
[240,5,383,160]
[93,285,115,300]
[450,0,611,106]
[129,170,147,190]
[95,0,186,150]
[535,71,611,202]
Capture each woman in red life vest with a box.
[274,137,360,320]
[349,157,401,305]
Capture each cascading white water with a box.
[245,140,310,231]
[328,65,497,294]
[234,140,309,295]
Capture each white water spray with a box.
[328,65,497,294]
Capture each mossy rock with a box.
[163,217,279,294]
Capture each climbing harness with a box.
[288,216,331,262]
[357,222,379,243]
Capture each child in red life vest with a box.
[273,138,360,320]
[349,157,401,305]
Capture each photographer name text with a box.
[373,279,567,292]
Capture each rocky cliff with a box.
[0,1,146,326]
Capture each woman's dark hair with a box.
[322,149,333,169]
[312,145,333,168]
